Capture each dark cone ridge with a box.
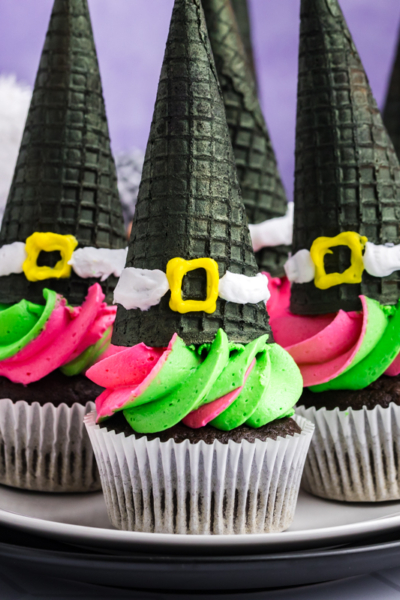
[112,0,270,348]
[383,25,400,160]
[230,0,258,87]
[290,0,400,315]
[0,0,126,306]
[202,0,290,276]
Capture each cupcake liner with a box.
[0,398,100,493]
[85,413,314,534]
[296,403,400,502]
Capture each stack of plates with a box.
[0,486,400,592]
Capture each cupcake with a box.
[268,0,400,502]
[0,0,127,492]
[84,0,313,536]
[202,0,292,276]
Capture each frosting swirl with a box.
[0,283,116,384]
[267,274,400,391]
[87,329,302,433]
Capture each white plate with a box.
[1,485,400,554]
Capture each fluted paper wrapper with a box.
[85,413,314,534]
[0,399,100,493]
[296,403,400,502]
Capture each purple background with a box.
[1,0,400,199]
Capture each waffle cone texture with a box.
[112,0,270,348]
[383,25,400,161]
[0,0,126,306]
[202,0,290,276]
[290,0,400,315]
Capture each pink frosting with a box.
[267,275,370,387]
[88,335,176,421]
[182,359,256,429]
[0,283,115,384]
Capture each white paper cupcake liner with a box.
[0,398,100,493]
[85,413,314,534]
[296,403,400,502]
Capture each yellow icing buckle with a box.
[166,257,219,314]
[310,232,367,290]
[23,232,78,282]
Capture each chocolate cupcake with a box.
[0,0,126,492]
[268,0,400,502]
[84,0,313,535]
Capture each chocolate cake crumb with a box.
[100,411,301,444]
[0,371,104,407]
[299,374,400,411]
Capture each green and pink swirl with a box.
[0,283,116,384]
[266,275,400,392]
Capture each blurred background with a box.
[1,0,400,224]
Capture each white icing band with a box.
[219,271,270,305]
[363,242,400,278]
[284,249,315,283]
[114,268,170,311]
[114,268,270,311]
[0,242,27,276]
[0,243,128,281]
[68,247,128,281]
[248,203,293,252]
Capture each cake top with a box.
[112,0,271,348]
[289,0,400,316]
[0,0,126,306]
[202,0,289,275]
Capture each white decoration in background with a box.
[0,75,31,227]
[219,271,270,305]
[69,247,128,281]
[0,242,27,276]
[248,202,294,252]
[284,249,315,283]
[114,267,170,311]
[363,242,400,278]
[115,150,145,227]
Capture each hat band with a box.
[285,233,400,289]
[0,233,127,282]
[114,260,270,313]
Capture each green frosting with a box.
[122,330,302,434]
[246,344,302,427]
[204,335,268,404]
[311,300,400,391]
[126,336,201,410]
[0,289,56,361]
[124,329,229,433]
[211,348,271,430]
[61,327,112,377]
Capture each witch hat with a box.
[112,0,270,349]
[290,0,400,316]
[202,0,290,276]
[383,24,400,160]
[0,0,126,306]
[230,0,258,87]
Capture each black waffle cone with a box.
[112,0,270,348]
[230,0,258,88]
[290,0,400,316]
[0,0,126,306]
[383,25,400,160]
[202,0,290,276]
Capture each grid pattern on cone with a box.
[0,0,126,305]
[202,0,290,276]
[112,0,270,348]
[291,0,400,315]
[383,30,400,162]
[230,0,258,88]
